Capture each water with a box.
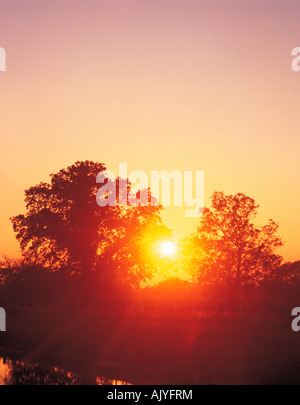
[0,357,132,385]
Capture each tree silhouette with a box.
[186,191,283,302]
[276,261,300,286]
[11,161,170,293]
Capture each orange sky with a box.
[0,0,300,262]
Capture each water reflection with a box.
[0,357,131,385]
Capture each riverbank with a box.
[0,308,299,384]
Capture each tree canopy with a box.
[183,191,283,297]
[11,161,170,292]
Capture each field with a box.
[1,307,299,384]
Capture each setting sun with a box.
[161,241,176,256]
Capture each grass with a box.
[0,307,299,384]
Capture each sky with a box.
[0,0,300,262]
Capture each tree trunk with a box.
[235,250,242,312]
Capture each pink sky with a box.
[0,0,300,261]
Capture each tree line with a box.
[1,160,299,309]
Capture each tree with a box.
[11,161,170,294]
[187,191,283,302]
[276,261,300,286]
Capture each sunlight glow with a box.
[161,241,176,256]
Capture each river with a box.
[0,356,132,385]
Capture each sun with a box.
[161,241,176,256]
